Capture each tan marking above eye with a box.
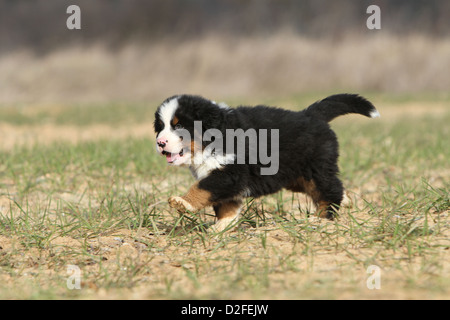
[171,116,179,126]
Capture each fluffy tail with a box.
[304,94,380,122]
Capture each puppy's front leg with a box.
[210,200,242,232]
[168,182,212,213]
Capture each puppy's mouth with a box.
[162,149,184,163]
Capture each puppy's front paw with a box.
[209,216,239,233]
[168,196,195,213]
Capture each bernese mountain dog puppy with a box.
[154,94,379,232]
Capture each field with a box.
[0,93,449,299]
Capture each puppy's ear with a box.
[179,95,224,131]
[154,116,163,133]
[196,108,222,131]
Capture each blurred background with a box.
[0,0,449,104]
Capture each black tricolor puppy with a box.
[154,94,379,231]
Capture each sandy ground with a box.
[0,209,448,299]
[0,101,448,299]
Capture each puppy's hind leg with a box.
[287,175,343,220]
[314,176,344,220]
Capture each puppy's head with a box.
[154,95,224,166]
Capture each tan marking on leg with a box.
[216,200,242,220]
[302,178,323,204]
[168,182,212,213]
[287,177,321,203]
[210,200,242,233]
[287,176,335,219]
[317,201,332,219]
[182,182,212,209]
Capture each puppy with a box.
[154,94,379,231]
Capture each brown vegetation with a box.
[1,33,450,104]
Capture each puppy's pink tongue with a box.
[166,153,179,163]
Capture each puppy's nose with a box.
[157,138,168,148]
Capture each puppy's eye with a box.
[174,124,183,130]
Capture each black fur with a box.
[304,94,377,122]
[155,94,378,219]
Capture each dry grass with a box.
[0,96,448,300]
[1,33,450,104]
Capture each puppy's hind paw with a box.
[168,196,195,213]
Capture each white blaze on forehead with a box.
[158,97,179,129]
[156,96,185,157]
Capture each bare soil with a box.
[0,101,448,299]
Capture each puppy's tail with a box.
[304,94,380,122]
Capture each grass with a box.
[0,95,449,299]
[0,102,155,127]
